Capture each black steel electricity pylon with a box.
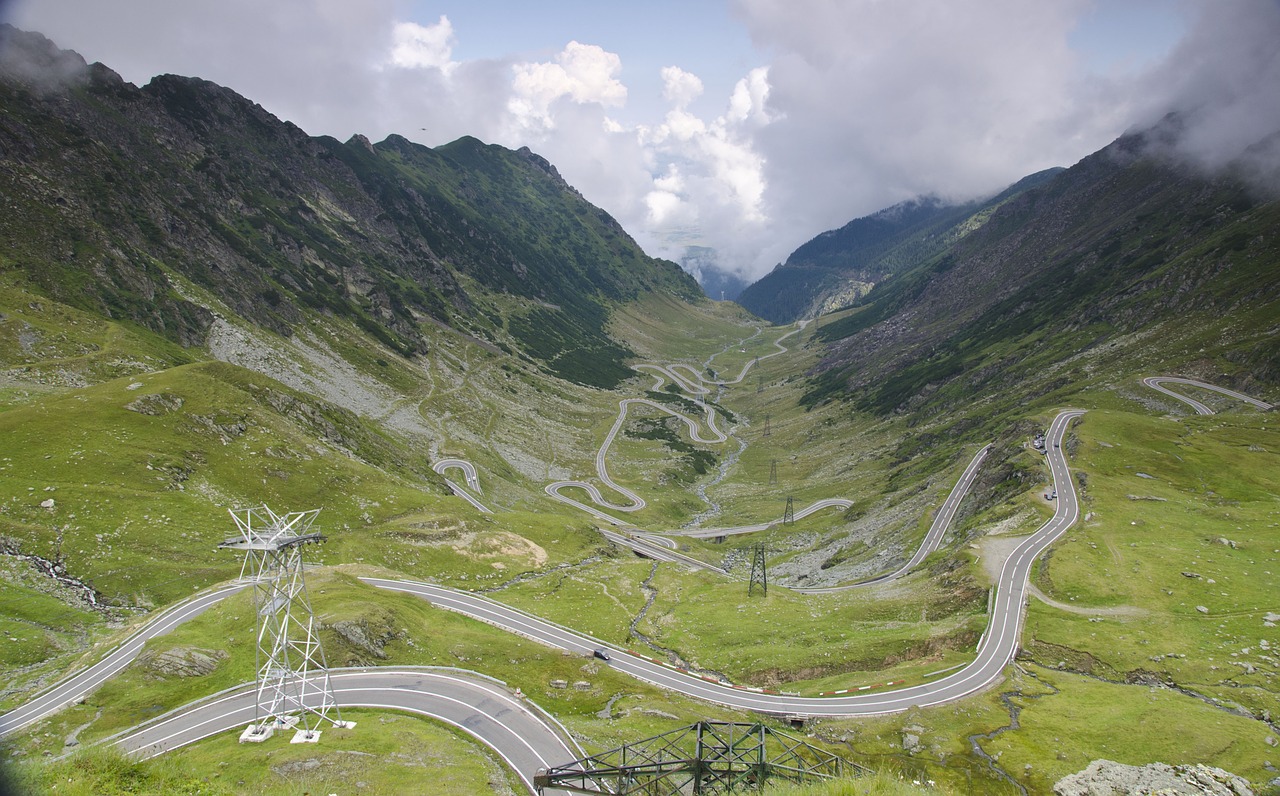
[749,544,768,596]
[768,459,778,485]
[533,720,862,794]
[783,496,794,525]
[763,413,771,437]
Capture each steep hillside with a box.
[737,169,1062,323]
[0,25,698,388]
[804,118,1280,417]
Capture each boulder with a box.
[330,617,395,659]
[1054,759,1253,795]
[902,733,921,754]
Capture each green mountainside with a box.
[737,169,1063,323]
[0,25,698,388]
[803,118,1280,417]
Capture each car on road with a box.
[593,648,611,661]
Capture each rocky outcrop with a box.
[1053,759,1253,796]
[329,618,397,660]
[124,392,184,415]
[143,646,228,678]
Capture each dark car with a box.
[593,648,611,661]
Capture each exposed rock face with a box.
[1053,759,1253,796]
[143,646,228,678]
[125,392,184,415]
[329,617,397,660]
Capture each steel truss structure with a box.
[748,544,768,597]
[219,505,350,742]
[534,721,860,795]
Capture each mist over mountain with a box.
[681,246,751,301]
[802,115,1280,416]
[736,170,1063,323]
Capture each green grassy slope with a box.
[5,278,1279,795]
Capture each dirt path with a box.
[1025,584,1146,617]
[977,535,1145,618]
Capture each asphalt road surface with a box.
[1142,376,1273,415]
[108,668,579,794]
[0,416,1077,741]
[0,584,243,738]
[792,444,992,594]
[361,411,1084,717]
[432,458,493,513]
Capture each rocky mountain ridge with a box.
[801,117,1280,417]
[0,25,699,388]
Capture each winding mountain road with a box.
[1141,376,1273,415]
[5,376,1270,789]
[590,440,989,589]
[108,668,579,794]
[791,444,992,594]
[0,584,243,739]
[360,412,1083,718]
[0,414,1076,757]
[432,458,493,514]
[541,319,992,591]
[544,323,804,518]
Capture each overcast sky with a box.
[5,1,1278,283]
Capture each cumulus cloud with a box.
[727,67,771,125]
[661,65,703,108]
[388,16,456,74]
[508,41,626,130]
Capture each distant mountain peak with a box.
[736,172,1061,324]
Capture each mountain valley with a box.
[1,25,1279,796]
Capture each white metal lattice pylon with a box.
[219,505,351,742]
